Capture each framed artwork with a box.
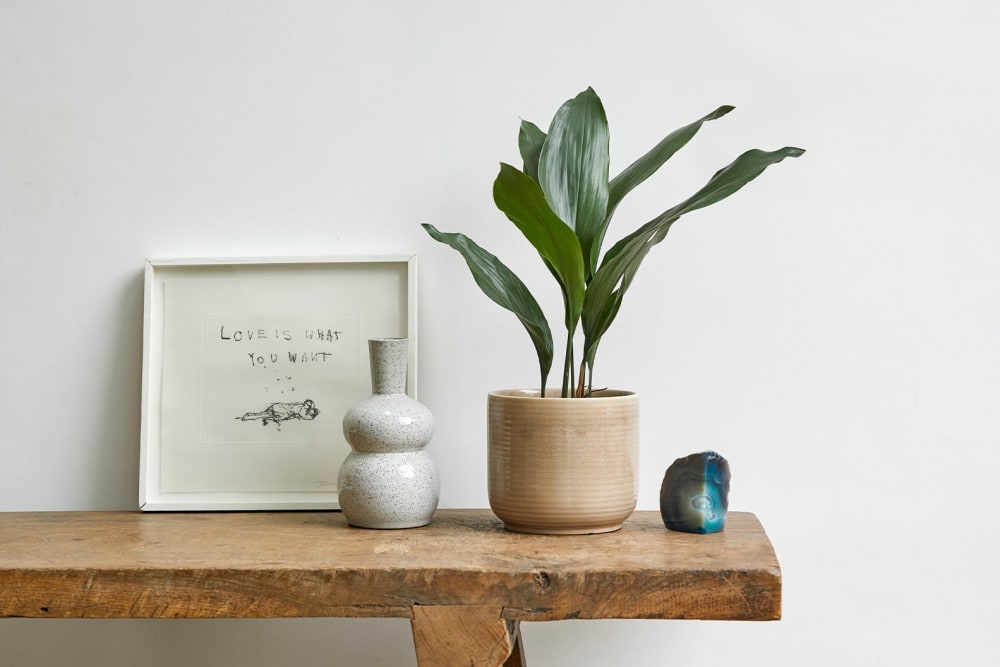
[139,256,417,511]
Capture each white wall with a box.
[2,1,997,665]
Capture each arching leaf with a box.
[493,163,586,327]
[518,120,546,183]
[607,105,734,220]
[422,224,554,394]
[583,146,805,376]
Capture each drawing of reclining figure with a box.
[237,399,319,429]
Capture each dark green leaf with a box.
[518,120,546,183]
[537,87,610,279]
[584,146,805,374]
[670,146,806,216]
[422,223,554,393]
[493,163,586,326]
[582,217,674,374]
[581,105,732,284]
[607,105,734,219]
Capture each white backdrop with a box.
[2,1,998,665]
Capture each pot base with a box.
[501,521,625,535]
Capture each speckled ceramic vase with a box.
[338,338,439,529]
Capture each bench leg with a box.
[411,605,525,666]
[505,620,526,667]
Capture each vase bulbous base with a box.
[337,451,439,530]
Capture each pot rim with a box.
[489,388,636,400]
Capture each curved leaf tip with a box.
[710,105,735,120]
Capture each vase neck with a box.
[369,338,408,395]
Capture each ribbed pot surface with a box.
[487,389,639,534]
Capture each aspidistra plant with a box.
[424,88,803,398]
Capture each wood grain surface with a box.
[0,509,780,622]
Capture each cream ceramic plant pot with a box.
[487,389,639,534]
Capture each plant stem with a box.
[575,360,587,398]
[562,328,575,398]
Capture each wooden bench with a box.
[0,509,780,666]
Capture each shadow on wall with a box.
[87,269,146,510]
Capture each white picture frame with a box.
[139,256,417,511]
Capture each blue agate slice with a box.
[659,451,731,534]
